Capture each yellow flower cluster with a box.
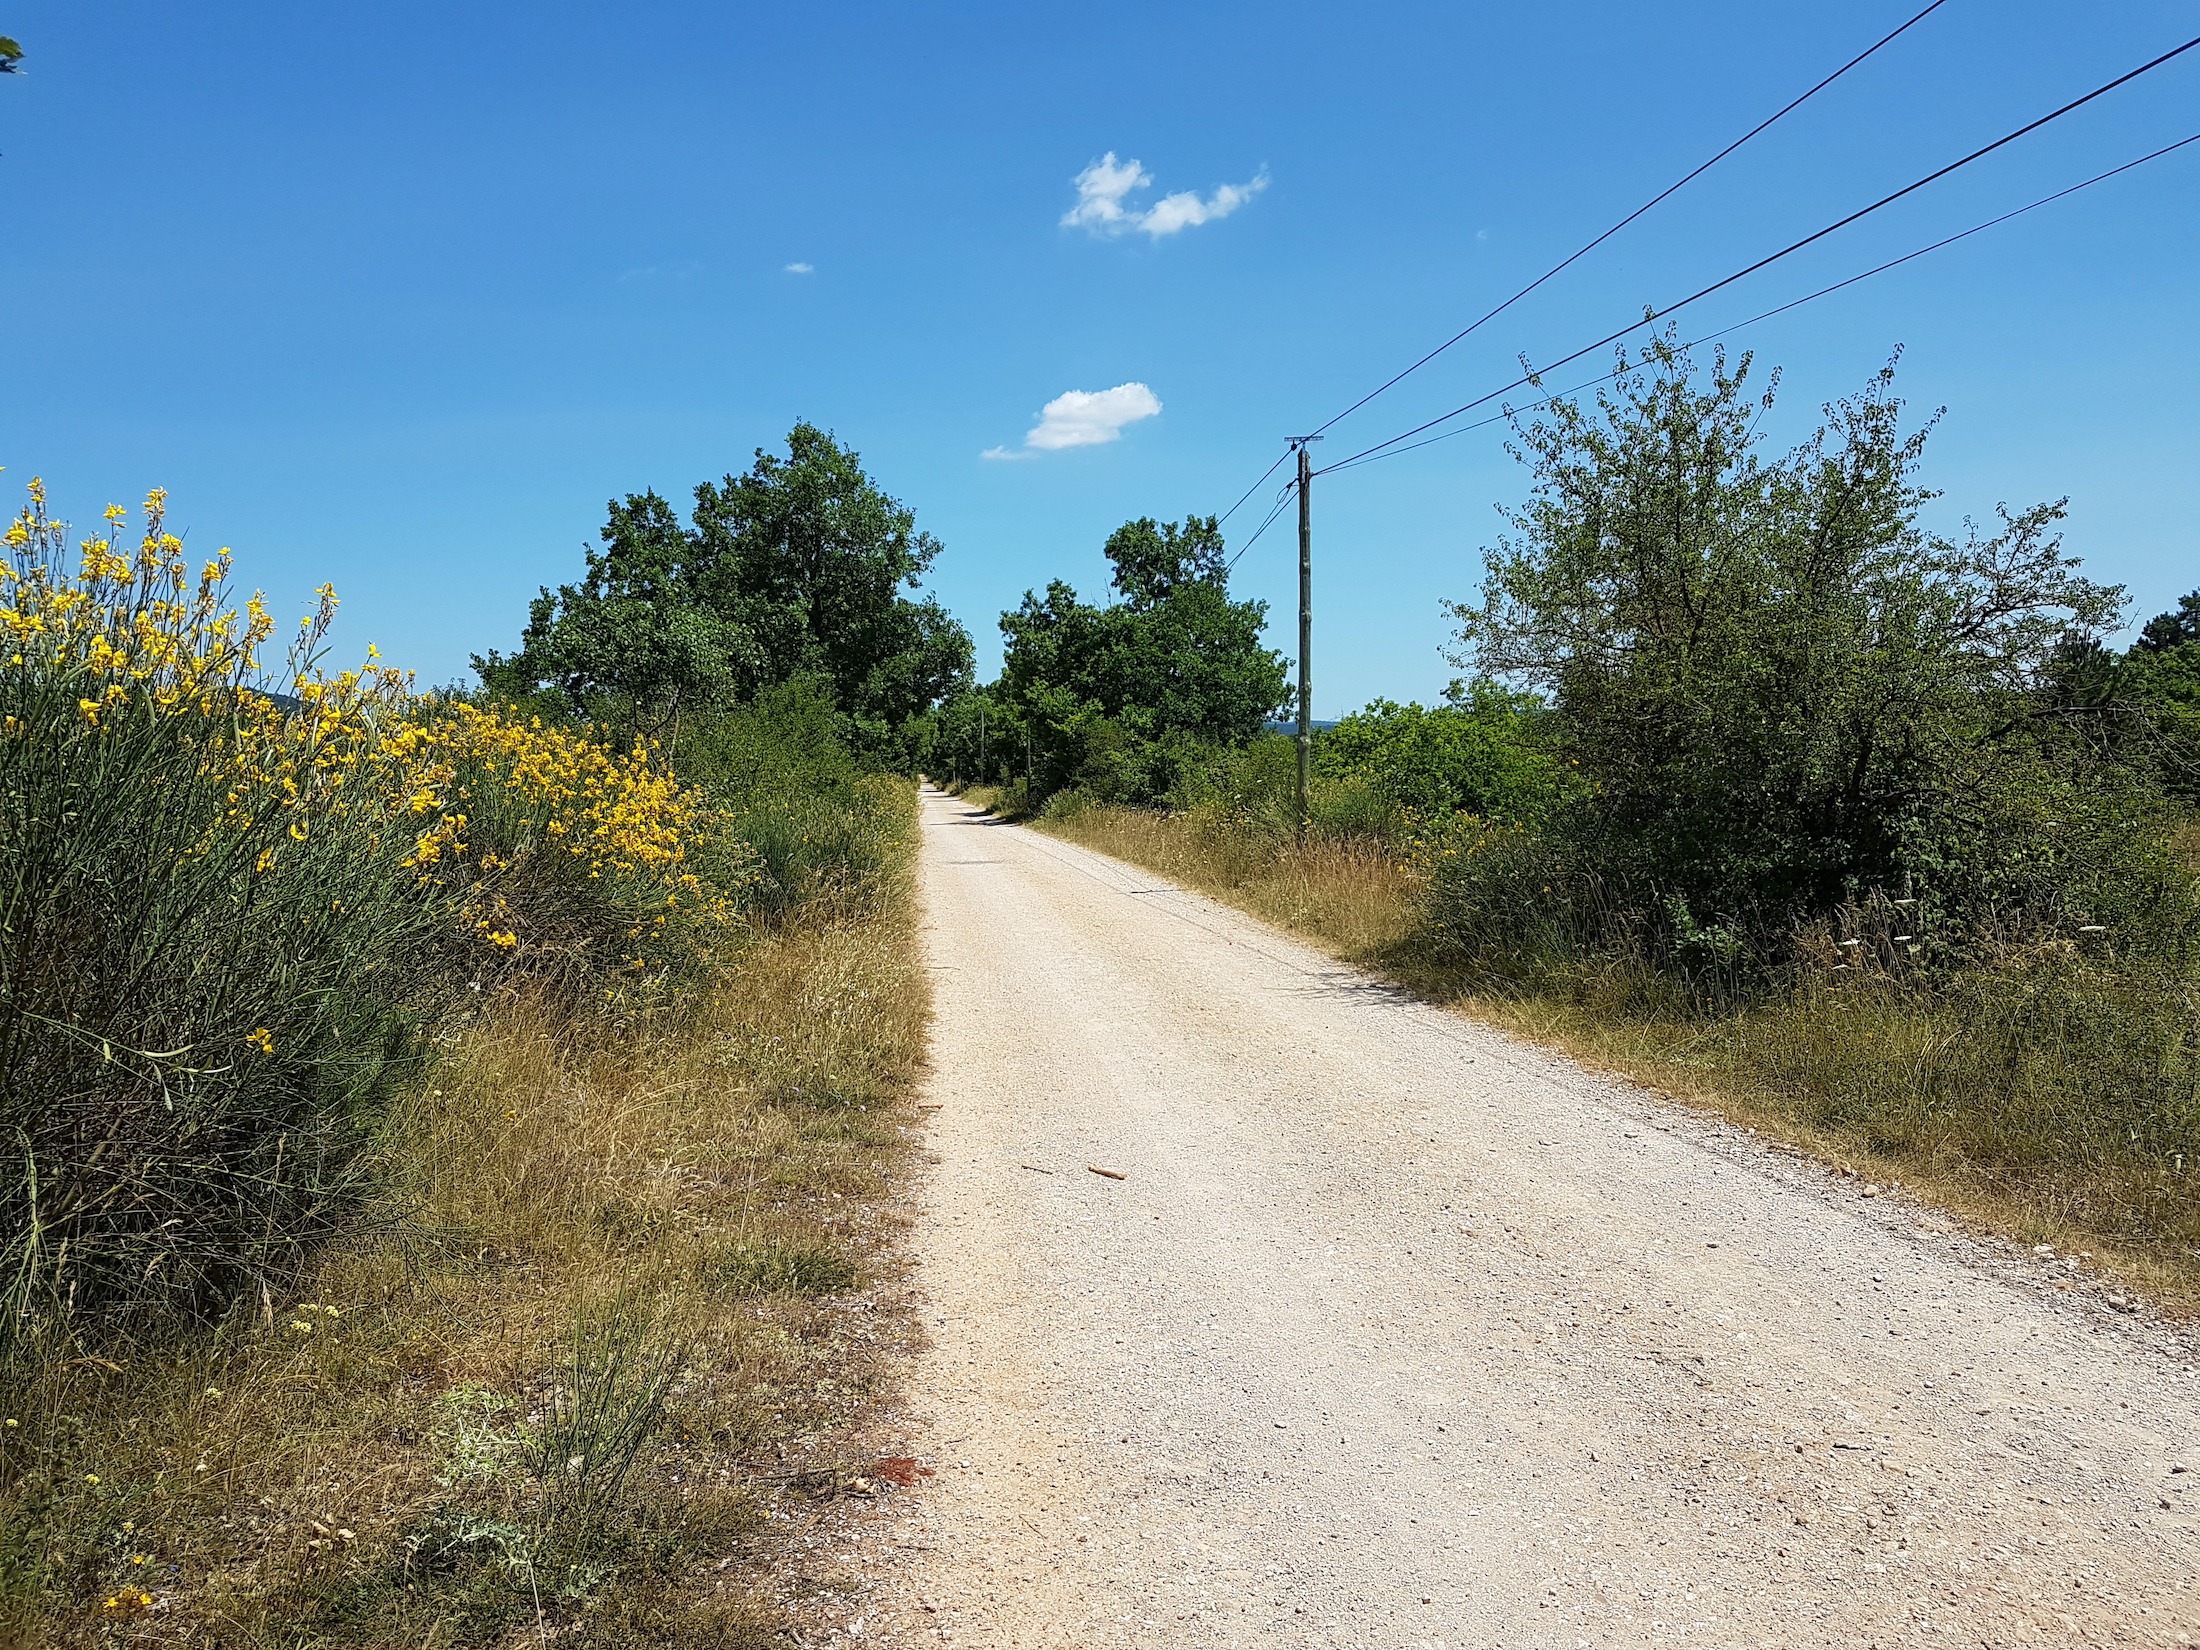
[427,701,703,876]
[3,481,422,857]
[405,700,734,964]
[4,480,292,711]
[5,480,731,977]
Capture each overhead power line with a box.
[1312,128,2200,480]
[1225,482,1300,570]
[1302,0,1956,447]
[1218,0,1954,528]
[1319,29,2200,475]
[1215,449,1293,530]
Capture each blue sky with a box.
[3,1,2196,714]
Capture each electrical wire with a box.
[1225,482,1300,569]
[1304,0,1955,444]
[1209,1,1953,528]
[1312,128,2200,480]
[1215,448,1293,529]
[1319,30,2200,475]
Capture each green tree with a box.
[2134,590,2200,653]
[1316,682,1564,824]
[2122,587,2200,800]
[1446,337,2125,937]
[477,423,972,749]
[990,514,1286,797]
[476,490,755,733]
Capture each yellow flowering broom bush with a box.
[405,701,742,995]
[0,483,734,1339]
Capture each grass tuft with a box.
[704,1240,860,1298]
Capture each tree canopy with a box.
[1447,338,2127,935]
[927,515,1285,798]
[998,514,1284,743]
[2120,587,2200,800]
[966,514,1284,797]
[476,423,972,748]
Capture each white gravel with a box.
[849,788,2200,1648]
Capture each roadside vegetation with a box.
[945,338,2200,1308]
[2,426,960,1644]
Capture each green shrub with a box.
[1,488,742,1341]
[1316,684,1565,824]
[1448,337,2128,960]
[0,493,457,1336]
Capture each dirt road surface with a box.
[855,787,2200,1648]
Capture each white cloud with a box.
[1061,152,1267,240]
[784,261,814,274]
[984,382,1162,459]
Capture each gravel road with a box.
[855,787,2200,1648]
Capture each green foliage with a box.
[940,513,1286,800]
[1443,336,2131,958]
[0,502,464,1337]
[528,1303,685,1534]
[672,685,909,918]
[1316,682,1566,824]
[2120,589,2200,801]
[673,677,855,805]
[702,1239,857,1297]
[477,490,756,736]
[477,423,973,753]
[2135,590,2200,653]
[0,676,447,1333]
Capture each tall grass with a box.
[0,784,924,1646]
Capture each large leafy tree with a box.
[999,515,1285,741]
[1447,338,2125,931]
[963,517,1284,800]
[477,423,972,743]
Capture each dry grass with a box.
[1039,801,2200,1316]
[1040,802,1416,960]
[0,797,927,1647]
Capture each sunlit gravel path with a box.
[859,786,2200,1649]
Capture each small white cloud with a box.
[985,382,1162,459]
[784,261,814,274]
[1061,152,1151,234]
[1061,152,1267,240]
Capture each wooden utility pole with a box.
[1291,438,1320,842]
